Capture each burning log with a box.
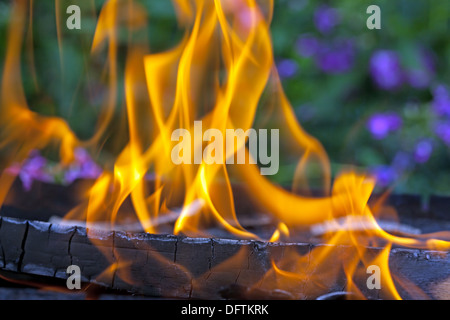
[0,214,449,300]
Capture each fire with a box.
[0,0,450,300]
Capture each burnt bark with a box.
[0,216,449,299]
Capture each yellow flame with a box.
[0,0,78,165]
[1,0,450,299]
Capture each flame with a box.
[0,0,450,300]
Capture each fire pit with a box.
[0,0,450,301]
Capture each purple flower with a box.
[296,35,320,58]
[371,165,398,188]
[413,140,433,164]
[314,5,339,34]
[18,151,53,191]
[64,148,102,184]
[64,168,82,185]
[277,59,299,78]
[315,39,355,74]
[370,50,404,90]
[367,112,403,140]
[435,121,450,146]
[432,85,450,117]
[74,147,91,164]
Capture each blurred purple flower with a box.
[371,165,398,188]
[367,112,403,140]
[64,148,102,184]
[370,50,404,90]
[413,140,433,164]
[435,121,450,146]
[277,59,299,78]
[314,5,339,34]
[74,147,91,163]
[295,35,320,58]
[18,151,53,191]
[64,168,82,185]
[315,39,355,74]
[432,85,450,117]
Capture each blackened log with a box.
[0,216,449,299]
[0,269,151,300]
